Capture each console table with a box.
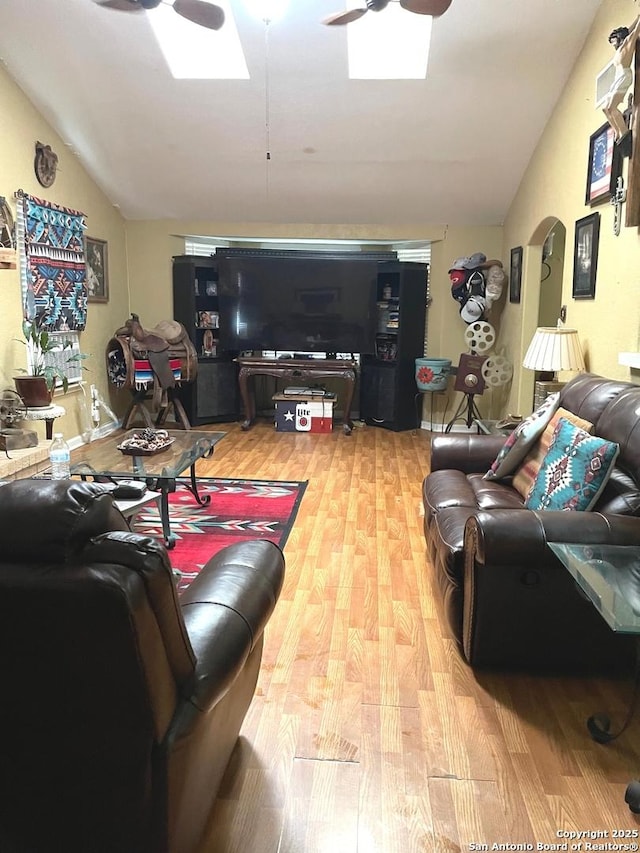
[236,357,357,435]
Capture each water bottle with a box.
[49,433,71,479]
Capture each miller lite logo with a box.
[295,404,312,431]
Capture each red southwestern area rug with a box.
[132,477,307,591]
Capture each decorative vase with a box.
[14,376,53,408]
[415,358,452,392]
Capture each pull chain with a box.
[264,18,272,202]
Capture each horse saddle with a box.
[116,314,195,393]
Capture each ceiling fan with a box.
[92,0,225,30]
[324,0,452,26]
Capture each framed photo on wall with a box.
[585,122,620,206]
[85,236,109,302]
[572,212,600,299]
[509,246,523,304]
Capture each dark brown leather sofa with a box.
[422,372,640,671]
[0,478,285,853]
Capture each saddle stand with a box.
[107,314,198,430]
[121,387,192,431]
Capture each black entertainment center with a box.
[172,249,428,431]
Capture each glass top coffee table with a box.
[71,429,226,548]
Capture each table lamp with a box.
[522,326,586,381]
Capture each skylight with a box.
[148,1,430,81]
[149,0,249,80]
[347,3,433,79]
[244,0,289,22]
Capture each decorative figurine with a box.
[603,16,640,142]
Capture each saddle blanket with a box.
[134,358,182,389]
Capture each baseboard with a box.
[69,421,122,450]
[419,419,477,433]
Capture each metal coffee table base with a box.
[147,462,211,548]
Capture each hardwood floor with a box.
[190,420,640,852]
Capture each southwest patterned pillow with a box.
[524,417,619,512]
[483,392,560,481]
[512,407,593,500]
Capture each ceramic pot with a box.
[14,376,52,408]
[415,358,452,392]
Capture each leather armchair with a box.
[0,479,285,853]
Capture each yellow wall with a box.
[0,47,507,438]
[7,0,635,437]
[502,0,640,415]
[123,221,505,423]
[0,64,129,442]
[124,220,448,329]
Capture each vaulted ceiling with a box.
[0,0,601,226]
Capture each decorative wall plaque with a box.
[34,141,58,188]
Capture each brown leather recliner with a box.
[422,373,640,671]
[0,479,285,853]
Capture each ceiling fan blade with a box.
[173,0,225,29]
[323,8,368,25]
[92,0,144,11]
[399,0,452,15]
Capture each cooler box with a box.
[273,394,334,433]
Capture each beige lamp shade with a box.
[522,327,586,373]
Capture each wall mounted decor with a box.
[572,212,600,299]
[15,190,87,329]
[509,246,523,304]
[585,122,621,206]
[0,196,16,269]
[34,141,58,188]
[85,236,109,302]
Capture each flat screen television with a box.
[216,250,388,355]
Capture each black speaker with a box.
[361,363,397,425]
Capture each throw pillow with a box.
[524,417,619,512]
[512,407,593,500]
[483,392,560,481]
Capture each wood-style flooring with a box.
[186,420,640,852]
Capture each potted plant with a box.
[14,317,88,407]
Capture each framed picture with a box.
[197,310,219,329]
[572,212,600,299]
[85,236,109,302]
[509,246,523,304]
[585,122,621,206]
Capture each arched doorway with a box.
[518,217,566,413]
[538,221,566,328]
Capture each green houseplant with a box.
[14,317,88,407]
